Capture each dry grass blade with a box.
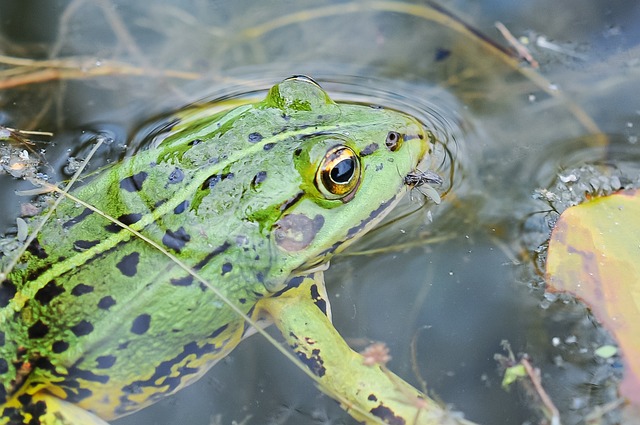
[0,55,201,89]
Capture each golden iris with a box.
[315,145,361,201]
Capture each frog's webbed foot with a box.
[257,273,476,425]
[1,392,110,425]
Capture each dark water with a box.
[1,1,639,424]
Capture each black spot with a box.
[251,171,267,187]
[239,298,246,304]
[188,138,202,146]
[2,408,19,422]
[370,404,406,425]
[17,393,31,407]
[60,386,94,404]
[221,262,233,275]
[25,265,51,283]
[28,400,47,423]
[170,275,193,286]
[272,275,305,298]
[116,252,140,277]
[202,174,221,190]
[34,281,65,306]
[117,339,222,415]
[201,173,233,191]
[167,167,184,184]
[33,357,55,372]
[119,213,143,225]
[28,320,49,339]
[278,191,304,212]
[256,272,264,283]
[52,341,69,353]
[346,197,396,239]
[294,148,303,156]
[435,47,451,62]
[263,142,275,151]
[98,296,116,310]
[95,355,117,369]
[131,314,151,335]
[62,208,92,229]
[360,143,379,156]
[162,227,191,252]
[193,241,231,271]
[105,213,143,233]
[0,331,4,346]
[68,366,109,384]
[26,238,48,259]
[310,283,328,316]
[0,281,16,308]
[0,358,8,374]
[73,239,100,251]
[71,320,94,337]
[209,324,228,340]
[248,132,263,143]
[368,394,378,402]
[71,283,94,296]
[296,348,326,377]
[173,200,189,214]
[119,171,148,192]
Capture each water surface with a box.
[1,1,639,424]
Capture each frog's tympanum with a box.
[0,77,449,425]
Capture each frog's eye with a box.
[385,131,403,151]
[315,146,361,201]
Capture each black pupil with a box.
[330,158,355,184]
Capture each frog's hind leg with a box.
[1,392,109,425]
[257,272,474,425]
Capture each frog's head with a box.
[247,76,434,290]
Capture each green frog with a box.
[0,76,452,425]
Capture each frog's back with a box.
[0,76,431,424]
[0,145,275,420]
[0,96,302,421]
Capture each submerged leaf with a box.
[502,364,527,390]
[594,345,618,359]
[546,189,640,405]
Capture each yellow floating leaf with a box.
[546,189,640,406]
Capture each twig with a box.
[495,21,539,69]
[521,357,561,425]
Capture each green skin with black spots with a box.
[0,77,431,424]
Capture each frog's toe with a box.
[1,393,109,425]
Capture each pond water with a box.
[1,1,639,424]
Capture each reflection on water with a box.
[1,0,639,424]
